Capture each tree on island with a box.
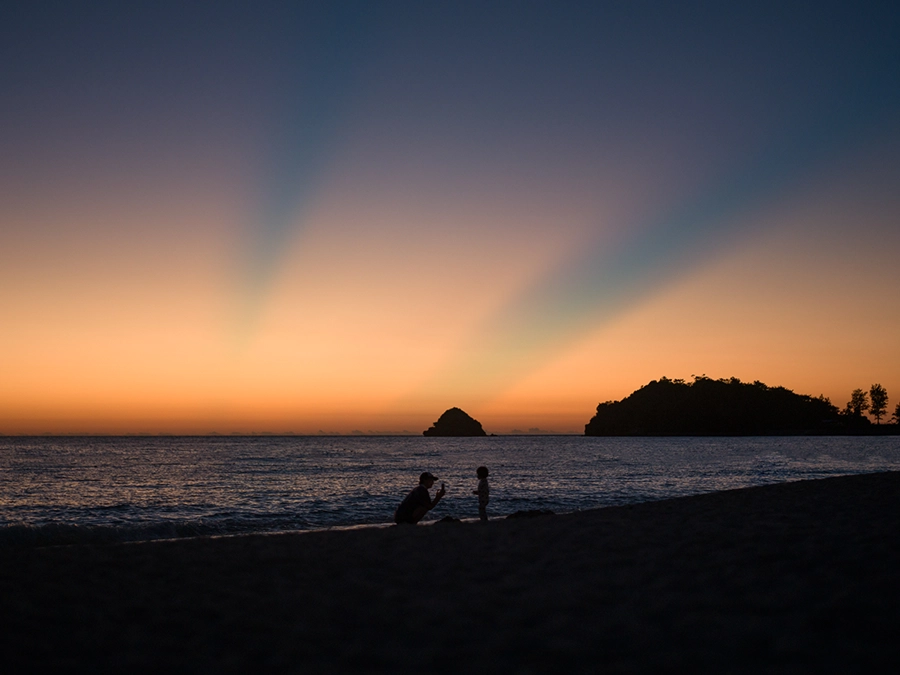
[869,384,888,424]
[584,376,842,436]
[843,389,870,418]
[423,407,487,436]
[893,401,900,425]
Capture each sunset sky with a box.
[2,1,899,434]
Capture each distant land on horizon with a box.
[585,376,898,436]
[4,376,897,437]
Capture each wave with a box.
[0,518,309,548]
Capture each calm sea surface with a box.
[2,435,899,545]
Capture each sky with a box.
[2,1,899,434]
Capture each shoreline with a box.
[0,471,872,548]
[5,471,900,672]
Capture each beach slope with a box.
[4,471,899,672]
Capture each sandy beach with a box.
[4,471,899,673]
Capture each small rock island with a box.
[423,407,488,436]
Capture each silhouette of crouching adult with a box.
[394,472,446,524]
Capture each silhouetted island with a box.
[423,408,487,436]
[584,376,883,436]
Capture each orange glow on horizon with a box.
[3,105,899,436]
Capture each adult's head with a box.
[419,471,438,488]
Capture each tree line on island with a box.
[844,384,891,424]
[424,378,898,436]
[584,376,898,436]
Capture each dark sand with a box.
[4,472,899,673]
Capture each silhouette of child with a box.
[473,466,490,521]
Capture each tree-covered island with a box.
[585,376,896,436]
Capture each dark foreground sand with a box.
[4,472,899,673]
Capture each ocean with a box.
[2,435,899,545]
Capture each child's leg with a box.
[479,504,487,521]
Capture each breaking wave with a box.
[0,518,312,548]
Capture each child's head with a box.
[476,466,489,479]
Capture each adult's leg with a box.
[410,505,429,523]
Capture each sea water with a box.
[2,435,899,545]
